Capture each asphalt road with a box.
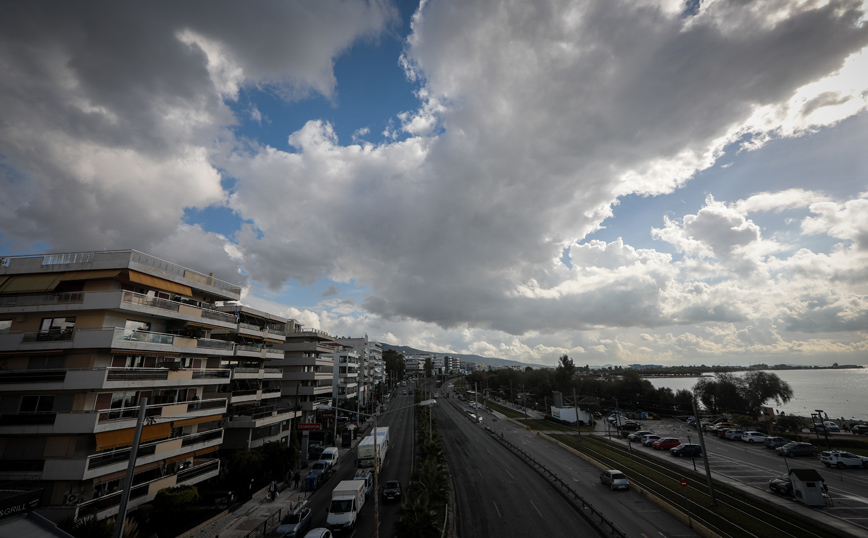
[434,393,599,538]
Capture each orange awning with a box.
[0,273,65,293]
[92,461,163,485]
[194,445,219,457]
[164,452,194,464]
[60,269,121,281]
[94,423,172,450]
[128,270,192,296]
[172,414,222,428]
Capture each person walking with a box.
[293,471,301,490]
[269,480,276,501]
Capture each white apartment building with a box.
[0,250,242,523]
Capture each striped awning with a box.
[172,414,222,428]
[92,461,162,485]
[164,452,193,464]
[128,270,192,296]
[60,269,122,281]
[194,445,219,457]
[94,422,172,451]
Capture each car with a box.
[303,529,332,538]
[619,421,640,431]
[670,444,702,457]
[852,424,868,435]
[820,451,868,469]
[309,461,330,476]
[717,428,733,438]
[382,480,402,502]
[724,430,745,441]
[641,434,662,447]
[276,507,312,538]
[600,470,629,490]
[768,473,828,496]
[741,431,767,443]
[308,444,325,460]
[823,421,841,432]
[652,438,681,450]
[776,442,818,457]
[627,430,654,442]
[764,436,790,449]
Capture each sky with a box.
[1,0,868,368]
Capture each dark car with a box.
[382,480,402,502]
[619,421,640,431]
[769,473,828,496]
[776,442,818,457]
[852,424,868,435]
[276,507,312,538]
[670,444,702,458]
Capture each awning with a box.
[92,461,163,485]
[164,452,193,464]
[60,269,121,281]
[128,270,192,296]
[0,276,8,288]
[194,445,219,457]
[0,273,65,293]
[263,338,283,343]
[172,414,222,428]
[94,423,172,451]
[185,321,227,330]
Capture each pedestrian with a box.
[293,471,301,490]
[269,480,276,501]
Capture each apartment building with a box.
[324,342,359,407]
[210,305,296,449]
[0,250,242,523]
[272,321,337,423]
[334,336,384,408]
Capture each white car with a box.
[742,431,768,443]
[820,451,868,469]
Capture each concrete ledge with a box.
[175,509,229,538]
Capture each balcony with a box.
[0,367,231,393]
[0,327,239,356]
[75,458,219,520]
[226,405,295,428]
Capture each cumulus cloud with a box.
[2,1,868,366]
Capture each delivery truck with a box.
[355,427,390,469]
[326,479,366,531]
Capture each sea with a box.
[646,368,868,422]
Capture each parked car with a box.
[652,438,681,450]
[600,470,629,490]
[716,428,733,438]
[724,430,745,441]
[852,424,868,435]
[276,507,312,538]
[776,442,818,457]
[670,444,702,458]
[823,421,841,432]
[820,451,868,469]
[382,480,402,502]
[764,436,790,449]
[641,435,662,447]
[627,430,654,442]
[741,431,767,443]
[309,461,330,476]
[619,421,640,431]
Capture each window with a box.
[124,320,151,332]
[20,395,55,413]
[0,320,11,333]
[39,317,76,339]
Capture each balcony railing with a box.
[0,292,84,308]
[97,398,227,424]
[195,338,235,351]
[0,369,66,384]
[201,308,237,323]
[21,329,74,342]
[111,328,235,351]
[236,344,264,353]
[229,405,275,421]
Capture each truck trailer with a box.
[355,426,390,469]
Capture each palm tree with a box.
[396,491,440,538]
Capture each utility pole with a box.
[572,388,581,442]
[113,398,147,538]
[693,397,717,506]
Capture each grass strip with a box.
[479,399,526,419]
[550,434,841,538]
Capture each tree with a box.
[741,371,793,415]
[694,371,793,417]
[383,349,406,380]
[424,357,433,377]
[554,354,576,392]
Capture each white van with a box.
[320,447,340,468]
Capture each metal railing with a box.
[0,291,84,307]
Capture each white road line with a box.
[477,468,484,478]
[530,499,543,517]
[505,468,514,479]
[493,500,502,518]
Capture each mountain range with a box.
[381,343,545,370]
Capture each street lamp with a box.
[317,398,436,538]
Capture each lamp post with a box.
[318,398,437,538]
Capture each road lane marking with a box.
[505,468,514,479]
[477,469,484,478]
[493,500,502,518]
[530,499,543,517]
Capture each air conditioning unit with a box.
[64,493,80,505]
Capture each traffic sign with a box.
[680,480,688,487]
[297,423,321,430]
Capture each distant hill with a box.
[381,343,545,370]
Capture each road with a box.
[434,392,599,538]
[294,390,418,537]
